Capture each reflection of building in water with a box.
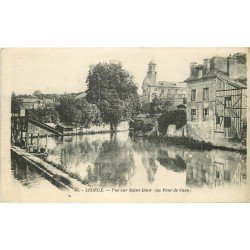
[186,150,246,188]
[133,140,158,182]
[142,154,158,182]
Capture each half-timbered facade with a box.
[185,53,247,142]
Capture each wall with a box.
[27,122,54,136]
[187,79,216,115]
[237,62,247,78]
[186,78,217,141]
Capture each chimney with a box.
[196,65,204,79]
[228,55,238,79]
[190,62,197,77]
[204,58,210,75]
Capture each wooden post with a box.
[45,134,48,149]
[37,134,40,151]
[20,118,23,142]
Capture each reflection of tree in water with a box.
[156,149,186,172]
[56,137,103,170]
[132,140,158,183]
[85,137,135,187]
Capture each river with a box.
[11,131,247,190]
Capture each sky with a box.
[7,48,247,95]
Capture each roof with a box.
[149,81,186,88]
[148,59,156,65]
[217,75,247,88]
[56,123,75,128]
[185,69,246,88]
[19,98,39,103]
[233,53,246,64]
[45,123,56,128]
[43,98,54,102]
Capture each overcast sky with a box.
[8,48,247,95]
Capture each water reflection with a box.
[86,137,135,186]
[186,151,247,188]
[13,131,247,189]
[11,156,45,188]
[132,140,158,182]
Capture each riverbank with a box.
[11,146,87,191]
[131,134,247,153]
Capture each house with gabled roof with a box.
[184,53,247,143]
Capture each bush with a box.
[133,119,155,134]
[158,109,186,135]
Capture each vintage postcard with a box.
[0,48,249,202]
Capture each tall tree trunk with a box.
[110,123,117,133]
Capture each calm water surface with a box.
[12,131,247,189]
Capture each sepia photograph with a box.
[0,48,249,202]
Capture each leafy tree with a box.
[140,102,150,114]
[157,109,187,135]
[28,105,59,123]
[33,90,43,97]
[149,96,174,117]
[86,62,139,132]
[57,95,102,127]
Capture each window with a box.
[203,108,209,121]
[191,89,196,101]
[224,96,232,108]
[203,88,209,100]
[191,109,197,121]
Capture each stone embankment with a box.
[11,146,87,191]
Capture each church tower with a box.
[142,60,157,90]
[142,60,157,103]
[146,59,157,85]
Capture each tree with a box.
[33,90,43,97]
[57,95,102,127]
[86,62,139,132]
[149,96,174,117]
[140,102,150,114]
[29,106,59,123]
[157,109,187,135]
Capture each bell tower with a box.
[148,60,157,74]
[146,60,157,85]
[142,60,157,102]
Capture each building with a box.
[184,53,247,142]
[19,97,55,110]
[142,60,186,106]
